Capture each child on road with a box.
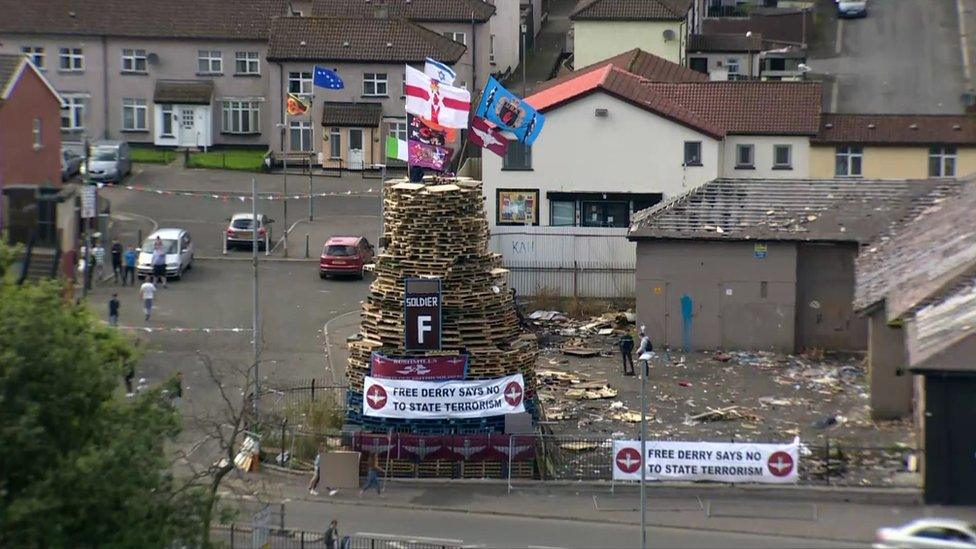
[139,279,156,321]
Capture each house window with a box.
[21,46,44,68]
[58,47,84,71]
[122,98,148,130]
[442,32,466,45]
[160,105,174,137]
[581,201,628,228]
[929,146,957,177]
[387,119,407,142]
[289,120,312,152]
[835,145,863,177]
[773,144,793,169]
[329,128,341,159]
[735,144,754,168]
[363,73,388,96]
[683,141,702,166]
[726,57,740,77]
[550,200,576,226]
[288,71,312,96]
[235,51,260,75]
[502,142,532,169]
[32,119,42,149]
[221,101,261,134]
[490,34,495,62]
[198,50,222,74]
[61,96,85,130]
[121,49,147,72]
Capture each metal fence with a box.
[212,525,461,549]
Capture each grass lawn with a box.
[187,149,267,172]
[130,147,176,164]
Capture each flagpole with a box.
[454,86,485,176]
[309,85,315,222]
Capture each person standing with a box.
[324,520,339,549]
[110,239,124,284]
[123,246,137,286]
[139,279,156,321]
[618,331,635,376]
[308,446,339,497]
[636,330,653,377]
[124,363,135,395]
[151,238,167,288]
[92,241,106,283]
[108,293,120,327]
[358,453,385,497]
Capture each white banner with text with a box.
[362,373,526,419]
[612,440,800,484]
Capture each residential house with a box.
[570,0,702,67]
[811,114,976,179]
[310,0,498,91]
[702,6,811,47]
[686,33,762,79]
[0,53,65,247]
[626,178,957,353]
[0,0,286,148]
[266,16,466,169]
[852,176,976,505]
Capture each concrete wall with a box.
[483,92,720,228]
[573,20,683,67]
[489,0,521,76]
[634,240,797,351]
[0,65,62,187]
[721,135,810,178]
[810,145,976,179]
[867,308,912,419]
[794,243,866,351]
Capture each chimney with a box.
[372,0,388,18]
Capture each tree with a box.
[0,249,206,546]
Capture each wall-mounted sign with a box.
[496,188,539,226]
[404,278,442,350]
[81,186,96,219]
[370,352,466,381]
[754,243,768,259]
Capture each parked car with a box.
[837,0,867,18]
[84,140,131,184]
[319,235,374,279]
[137,228,194,280]
[225,213,273,251]
[61,148,82,181]
[874,519,976,549]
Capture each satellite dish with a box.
[146,52,159,64]
[662,29,676,42]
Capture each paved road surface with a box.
[810,0,967,113]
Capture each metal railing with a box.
[212,525,462,549]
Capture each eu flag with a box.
[314,66,344,90]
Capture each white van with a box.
[137,228,194,280]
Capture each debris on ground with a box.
[684,406,762,425]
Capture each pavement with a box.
[808,0,969,113]
[505,0,576,95]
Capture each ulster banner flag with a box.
[469,117,509,157]
[405,65,470,129]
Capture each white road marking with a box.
[113,211,159,233]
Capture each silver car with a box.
[137,228,194,280]
[875,519,976,549]
[61,149,82,181]
[85,140,131,184]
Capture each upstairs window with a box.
[835,145,863,177]
[929,146,957,177]
[363,73,388,97]
[503,142,532,170]
[198,50,222,74]
[59,47,84,71]
[735,144,754,168]
[235,51,260,75]
[21,46,44,68]
[683,141,702,166]
[121,49,147,72]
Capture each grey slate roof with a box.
[0,0,286,39]
[628,178,962,244]
[853,176,976,317]
[267,17,466,63]
[0,54,23,99]
[312,0,496,23]
[153,80,214,105]
[321,102,383,127]
[908,280,976,370]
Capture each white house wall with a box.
[720,135,810,178]
[489,0,521,75]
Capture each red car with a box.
[319,235,374,279]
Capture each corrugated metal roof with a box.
[909,280,976,369]
[628,178,958,243]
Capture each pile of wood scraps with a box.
[683,406,762,426]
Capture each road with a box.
[809,0,968,113]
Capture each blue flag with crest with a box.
[474,77,544,145]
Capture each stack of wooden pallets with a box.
[346,176,539,433]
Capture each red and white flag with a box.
[405,65,470,129]
[469,116,509,157]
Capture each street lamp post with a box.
[638,347,653,549]
[521,23,528,97]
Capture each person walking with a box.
[151,237,167,288]
[123,246,137,286]
[619,331,635,376]
[92,241,106,283]
[309,446,339,496]
[124,363,135,396]
[139,279,156,321]
[324,520,340,549]
[636,330,653,377]
[108,293,120,327]
[358,453,385,497]
[110,239,124,284]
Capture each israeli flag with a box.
[424,58,457,86]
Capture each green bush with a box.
[187,149,267,172]
[131,147,176,164]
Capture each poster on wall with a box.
[496,189,539,225]
[362,373,526,419]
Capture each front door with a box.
[179,108,196,147]
[348,128,364,170]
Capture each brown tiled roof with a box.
[854,176,976,317]
[815,113,976,145]
[535,48,707,95]
[908,280,976,371]
[267,17,466,63]
[321,102,383,127]
[628,178,955,243]
[643,81,822,135]
[0,54,23,102]
[153,80,214,105]
[0,0,286,39]
[703,9,811,45]
[312,0,495,23]
[571,0,691,20]
[688,33,764,53]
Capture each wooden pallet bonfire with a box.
[346,177,539,433]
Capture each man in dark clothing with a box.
[124,363,135,395]
[324,519,339,549]
[108,293,120,327]
[618,332,635,376]
[110,239,124,283]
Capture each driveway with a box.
[808,0,968,113]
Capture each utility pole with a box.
[282,126,289,258]
[378,163,386,247]
[251,177,260,423]
[82,138,93,298]
[639,342,651,549]
[521,23,528,97]
[308,154,314,221]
